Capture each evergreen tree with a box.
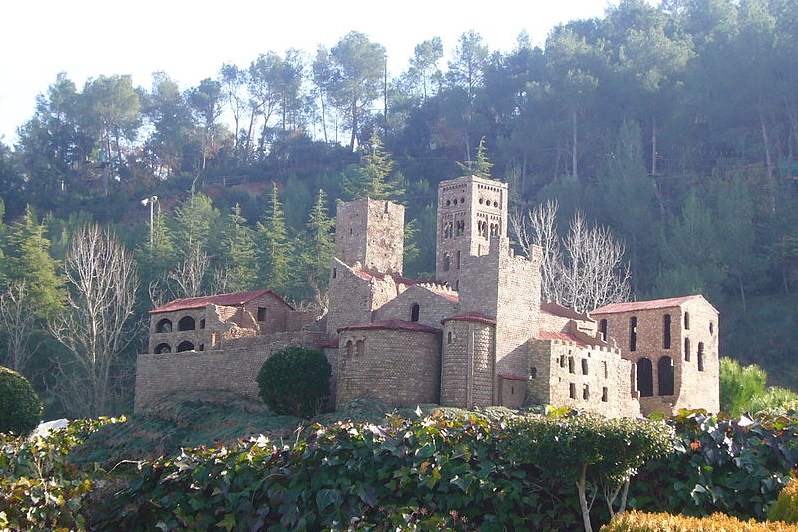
[340,135,405,200]
[1,207,65,319]
[135,207,177,288]
[256,183,295,295]
[302,189,334,288]
[171,192,220,258]
[220,204,258,292]
[456,137,493,178]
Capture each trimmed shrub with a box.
[600,510,798,532]
[257,346,331,418]
[0,365,42,435]
[769,479,798,524]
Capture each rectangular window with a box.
[630,317,638,352]
[569,383,576,399]
[257,307,267,321]
[602,387,608,402]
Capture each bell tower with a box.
[436,175,508,288]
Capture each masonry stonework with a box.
[135,175,720,418]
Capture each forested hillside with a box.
[0,0,796,416]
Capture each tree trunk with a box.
[572,108,579,180]
[349,100,358,152]
[760,111,777,215]
[576,464,593,532]
[651,116,658,176]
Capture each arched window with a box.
[178,316,196,331]
[684,311,690,330]
[156,318,172,333]
[176,341,195,352]
[697,342,705,371]
[637,358,653,397]
[356,339,365,356]
[657,356,674,396]
[443,253,450,271]
[154,343,171,354]
[346,340,353,357]
[583,384,590,400]
[709,321,714,335]
[410,303,420,322]
[663,314,671,349]
[447,331,453,344]
[684,338,691,361]
[630,316,638,352]
[599,319,608,342]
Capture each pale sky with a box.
[0,0,616,144]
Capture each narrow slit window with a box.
[698,342,705,371]
[599,319,608,342]
[663,314,671,349]
[630,316,638,352]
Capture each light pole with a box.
[140,195,158,247]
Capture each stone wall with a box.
[326,259,374,334]
[149,307,208,354]
[134,331,329,411]
[373,284,458,329]
[336,328,441,407]
[335,198,405,275]
[440,319,495,408]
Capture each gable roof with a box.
[540,301,593,322]
[591,295,716,315]
[150,289,293,314]
[338,319,441,334]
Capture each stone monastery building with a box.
[135,175,720,417]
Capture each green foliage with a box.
[301,189,335,288]
[456,137,493,179]
[0,417,122,532]
[720,358,798,417]
[341,135,405,200]
[0,366,42,435]
[256,183,295,295]
[768,478,798,524]
[257,346,331,418]
[631,410,798,520]
[219,203,257,292]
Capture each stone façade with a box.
[134,175,720,417]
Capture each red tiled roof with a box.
[441,312,497,325]
[540,301,593,322]
[320,338,339,349]
[150,289,293,314]
[591,295,708,315]
[536,330,589,347]
[498,373,527,382]
[338,319,441,334]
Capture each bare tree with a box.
[512,200,631,314]
[48,224,139,417]
[0,280,37,372]
[167,245,209,298]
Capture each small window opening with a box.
[559,355,566,368]
[446,199,451,206]
[603,361,608,379]
[332,267,337,279]
[599,319,607,342]
[177,341,195,352]
[198,344,205,351]
[602,387,608,402]
[684,311,690,330]
[456,250,461,269]
[447,331,453,344]
[530,367,537,378]
[630,316,638,352]
[455,280,459,291]
[200,319,205,329]
[156,318,172,333]
[178,316,196,331]
[257,307,267,321]
[356,339,365,356]
[384,201,389,213]
[460,197,465,204]
[154,343,171,354]
[444,253,450,271]
[582,359,589,375]
[410,303,420,322]
[583,384,590,401]
[346,340,353,357]
[663,314,672,349]
[568,357,575,373]
[569,383,576,399]
[684,338,691,361]
[349,228,353,235]
[709,321,714,335]
[511,386,515,395]
[479,198,484,204]
[698,342,705,371]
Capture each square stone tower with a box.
[335,198,405,275]
[436,176,508,288]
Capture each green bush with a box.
[600,510,798,532]
[0,365,42,435]
[720,358,798,417]
[257,346,331,418]
[769,478,798,524]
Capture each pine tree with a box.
[171,192,220,257]
[134,207,177,288]
[256,183,295,295]
[341,134,405,200]
[456,137,493,179]
[221,204,258,292]
[1,206,65,320]
[302,189,334,287]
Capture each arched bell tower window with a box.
[410,303,420,322]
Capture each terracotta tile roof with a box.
[540,301,593,322]
[536,330,589,347]
[591,295,708,315]
[150,289,293,314]
[338,319,441,334]
[498,373,527,382]
[441,312,497,325]
[320,338,339,349]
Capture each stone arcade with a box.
[135,175,720,416]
